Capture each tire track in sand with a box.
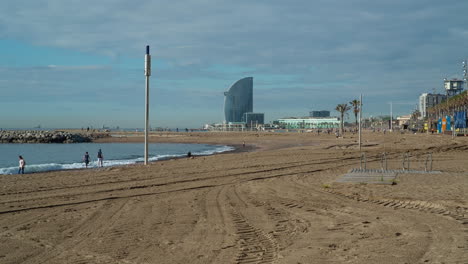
[321,187,468,263]
[20,199,130,264]
[226,186,278,264]
[230,209,278,264]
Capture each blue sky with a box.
[1,0,467,129]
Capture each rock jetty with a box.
[0,130,94,143]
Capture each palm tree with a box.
[411,109,421,120]
[350,99,361,127]
[335,103,351,136]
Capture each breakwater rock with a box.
[0,130,96,143]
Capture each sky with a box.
[1,0,467,129]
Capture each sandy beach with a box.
[0,131,467,263]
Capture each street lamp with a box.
[144,45,151,165]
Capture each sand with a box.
[0,131,467,263]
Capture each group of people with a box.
[17,149,104,174]
[83,149,104,168]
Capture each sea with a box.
[0,143,234,175]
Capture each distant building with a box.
[224,77,253,123]
[274,117,339,129]
[396,115,411,128]
[242,112,264,126]
[309,110,330,118]
[419,93,446,118]
[207,122,246,132]
[444,79,464,97]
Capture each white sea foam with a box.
[0,145,234,175]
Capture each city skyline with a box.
[1,0,467,128]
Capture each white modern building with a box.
[419,93,446,118]
[444,78,464,97]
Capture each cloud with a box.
[46,65,108,70]
[1,0,467,127]
[1,0,464,69]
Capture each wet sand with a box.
[0,131,467,263]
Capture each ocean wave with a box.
[0,145,234,175]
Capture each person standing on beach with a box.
[18,155,25,174]
[83,152,90,168]
[97,149,104,167]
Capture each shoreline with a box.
[1,141,246,176]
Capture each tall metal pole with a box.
[390,102,393,131]
[359,94,362,152]
[144,45,151,165]
[463,60,467,90]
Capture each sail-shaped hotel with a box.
[223,77,254,123]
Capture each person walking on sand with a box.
[18,155,25,174]
[83,152,90,168]
[97,149,104,167]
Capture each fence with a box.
[358,152,436,173]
